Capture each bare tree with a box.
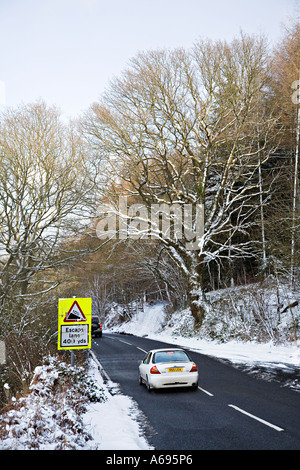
[0,101,98,329]
[83,34,278,326]
[270,22,300,286]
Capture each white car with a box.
[139,348,198,391]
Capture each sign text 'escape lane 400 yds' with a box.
[57,298,92,350]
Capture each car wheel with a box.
[139,375,143,385]
[146,376,152,392]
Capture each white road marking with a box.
[228,404,284,432]
[198,386,214,397]
[118,339,132,346]
[137,347,147,353]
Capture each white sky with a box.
[0,0,296,119]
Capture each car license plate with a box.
[167,367,183,372]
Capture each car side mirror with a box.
[138,360,142,365]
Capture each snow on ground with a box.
[1,301,300,450]
[0,354,152,450]
[86,301,300,449]
[109,302,300,370]
[83,354,153,450]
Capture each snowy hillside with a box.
[107,291,300,374]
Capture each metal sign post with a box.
[70,350,75,366]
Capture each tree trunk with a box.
[291,98,300,287]
[189,288,206,327]
[187,256,207,327]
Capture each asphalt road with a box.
[91,333,300,450]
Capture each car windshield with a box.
[153,350,190,364]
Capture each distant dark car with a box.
[91,317,102,338]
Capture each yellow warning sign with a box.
[58,298,92,350]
